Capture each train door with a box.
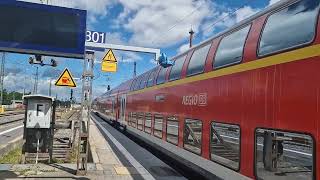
[119,94,127,125]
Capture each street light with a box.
[29,55,57,67]
[29,55,58,94]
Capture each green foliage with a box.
[0,89,31,105]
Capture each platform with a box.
[0,113,185,180]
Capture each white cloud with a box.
[117,0,213,47]
[19,0,261,50]
[119,52,143,63]
[235,6,259,23]
[269,0,281,6]
[200,6,260,39]
[149,59,158,65]
[92,84,109,99]
[178,43,190,54]
[104,32,126,45]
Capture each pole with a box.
[133,61,136,78]
[70,89,73,108]
[77,51,94,175]
[33,67,38,94]
[189,28,195,48]
[0,53,5,105]
[49,79,52,96]
[23,76,26,97]
[36,138,39,164]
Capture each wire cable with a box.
[150,0,206,46]
[195,1,251,39]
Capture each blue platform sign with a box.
[0,0,87,58]
[86,30,106,44]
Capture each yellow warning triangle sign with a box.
[55,68,77,87]
[102,49,117,62]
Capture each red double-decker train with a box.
[93,0,320,179]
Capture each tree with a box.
[1,89,30,105]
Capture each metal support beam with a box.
[0,53,5,105]
[85,42,161,61]
[76,51,94,175]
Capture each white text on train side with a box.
[182,93,207,106]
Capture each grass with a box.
[0,147,22,164]
[52,158,65,164]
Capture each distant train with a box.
[93,0,320,179]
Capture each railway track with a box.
[0,111,25,126]
[0,111,24,117]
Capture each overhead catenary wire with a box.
[150,0,206,46]
[151,0,252,47]
[194,0,252,40]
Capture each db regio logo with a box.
[182,93,207,106]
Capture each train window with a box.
[255,129,314,180]
[138,73,148,89]
[214,25,250,69]
[153,115,163,138]
[142,71,153,89]
[145,113,152,134]
[128,112,132,126]
[184,119,202,154]
[111,97,115,113]
[146,68,158,87]
[166,117,179,145]
[137,113,144,130]
[130,79,136,91]
[132,78,139,91]
[210,122,240,170]
[127,112,130,125]
[187,43,211,76]
[130,112,137,128]
[133,76,143,91]
[138,75,145,90]
[128,112,131,126]
[156,67,168,85]
[169,55,187,81]
[258,0,320,56]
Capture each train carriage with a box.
[93,0,320,179]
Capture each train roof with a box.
[169,0,294,60]
[103,0,296,96]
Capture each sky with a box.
[3,0,280,102]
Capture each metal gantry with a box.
[76,51,94,175]
[85,41,161,61]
